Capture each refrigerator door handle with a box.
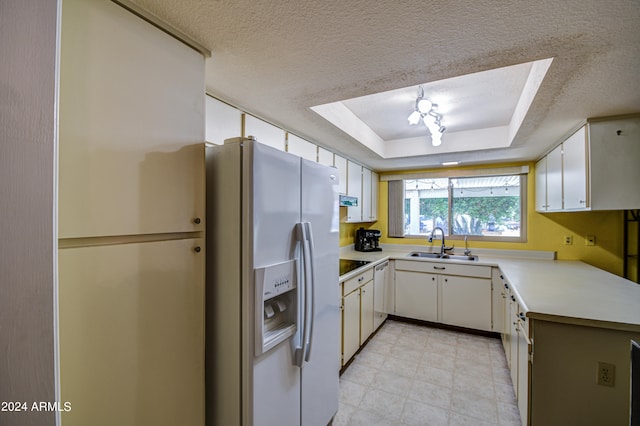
[294,222,312,367]
[303,222,315,363]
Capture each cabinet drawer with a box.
[342,268,374,295]
[395,259,491,278]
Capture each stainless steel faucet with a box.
[464,235,471,256]
[429,227,446,255]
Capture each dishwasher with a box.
[373,261,389,330]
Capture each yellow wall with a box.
[340,162,625,276]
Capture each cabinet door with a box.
[441,275,492,331]
[546,144,563,210]
[59,0,205,238]
[58,238,204,426]
[346,161,362,222]
[395,271,438,322]
[360,280,374,344]
[287,134,317,162]
[244,114,285,151]
[334,155,348,195]
[362,168,372,222]
[535,157,547,211]
[342,289,360,365]
[206,96,242,145]
[509,300,519,391]
[563,126,588,210]
[318,147,334,167]
[517,321,530,426]
[371,171,379,221]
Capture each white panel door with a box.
[58,238,204,426]
[346,161,362,222]
[362,168,372,222]
[59,0,204,238]
[360,280,374,344]
[546,144,563,210]
[334,155,347,194]
[562,126,588,210]
[205,96,242,145]
[245,115,286,151]
[440,275,492,331]
[318,147,334,167]
[535,157,547,211]
[342,289,360,365]
[287,134,317,162]
[371,171,379,221]
[395,271,438,322]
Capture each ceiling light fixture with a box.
[407,86,446,146]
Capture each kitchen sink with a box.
[407,252,479,261]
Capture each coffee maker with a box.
[355,228,382,252]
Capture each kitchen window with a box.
[387,169,527,242]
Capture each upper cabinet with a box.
[334,155,348,195]
[58,0,205,238]
[205,96,242,145]
[287,134,317,162]
[346,161,362,222]
[318,147,334,167]
[244,115,286,151]
[536,115,640,212]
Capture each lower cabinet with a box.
[394,260,492,331]
[440,275,491,331]
[342,289,361,364]
[360,280,374,345]
[340,267,375,366]
[395,270,438,322]
[58,238,204,426]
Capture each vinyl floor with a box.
[335,319,522,426]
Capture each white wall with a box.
[0,1,58,425]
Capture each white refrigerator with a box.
[206,137,340,426]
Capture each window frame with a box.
[388,170,528,243]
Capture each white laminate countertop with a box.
[339,244,640,332]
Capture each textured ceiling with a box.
[130,0,640,170]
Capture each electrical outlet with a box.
[564,235,573,245]
[586,235,596,246]
[597,362,615,387]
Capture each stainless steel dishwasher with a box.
[373,261,389,330]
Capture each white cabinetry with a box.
[334,155,348,195]
[318,147,334,167]
[340,267,375,366]
[362,168,372,222]
[59,238,204,426]
[244,115,286,151]
[562,126,587,210]
[342,288,360,365]
[360,280,374,345]
[287,134,317,162]
[536,115,640,212]
[395,270,438,322]
[370,171,379,221]
[346,161,362,222]
[440,275,492,331]
[205,96,242,145]
[394,260,493,331]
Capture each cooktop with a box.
[339,259,371,276]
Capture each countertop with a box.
[339,244,640,332]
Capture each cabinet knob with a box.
[511,296,516,302]
[433,266,446,270]
[579,200,586,204]
[444,278,448,282]
[194,246,201,253]
[519,313,526,320]
[432,277,435,281]
[193,217,201,224]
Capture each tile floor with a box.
[335,319,522,426]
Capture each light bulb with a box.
[431,133,442,147]
[417,99,432,113]
[407,110,421,125]
[423,114,436,125]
